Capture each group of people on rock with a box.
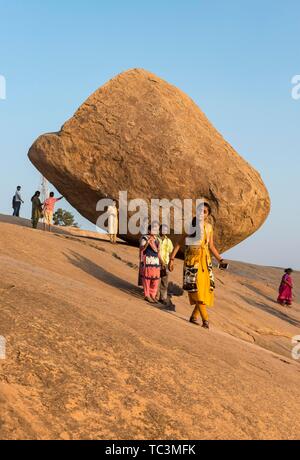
[31,190,63,231]
[12,186,63,231]
[137,202,226,328]
[12,187,296,326]
[138,222,175,310]
[107,201,296,330]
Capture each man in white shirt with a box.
[12,186,24,217]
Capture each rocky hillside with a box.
[0,216,299,439]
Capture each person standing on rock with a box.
[31,191,43,229]
[169,202,225,329]
[12,186,24,217]
[107,201,118,244]
[43,192,63,232]
[157,224,175,311]
[138,217,150,287]
[140,221,162,303]
[277,268,294,307]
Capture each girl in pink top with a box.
[43,192,63,231]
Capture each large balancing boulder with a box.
[28,68,270,252]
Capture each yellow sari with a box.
[183,223,215,307]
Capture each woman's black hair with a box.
[284,268,293,273]
[189,203,211,238]
[194,202,211,218]
[159,223,169,233]
[31,190,40,201]
[192,202,212,223]
[204,202,212,215]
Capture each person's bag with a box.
[183,265,198,292]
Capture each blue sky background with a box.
[0,0,299,268]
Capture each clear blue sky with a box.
[0,0,299,268]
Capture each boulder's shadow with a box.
[65,250,143,300]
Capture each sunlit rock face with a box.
[28,68,270,251]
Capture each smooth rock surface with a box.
[0,216,299,440]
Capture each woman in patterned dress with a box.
[169,202,225,329]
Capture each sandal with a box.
[189,317,200,326]
[202,320,210,329]
[150,296,160,303]
[145,296,155,303]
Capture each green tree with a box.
[53,208,79,227]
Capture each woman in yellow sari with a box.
[169,202,225,329]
